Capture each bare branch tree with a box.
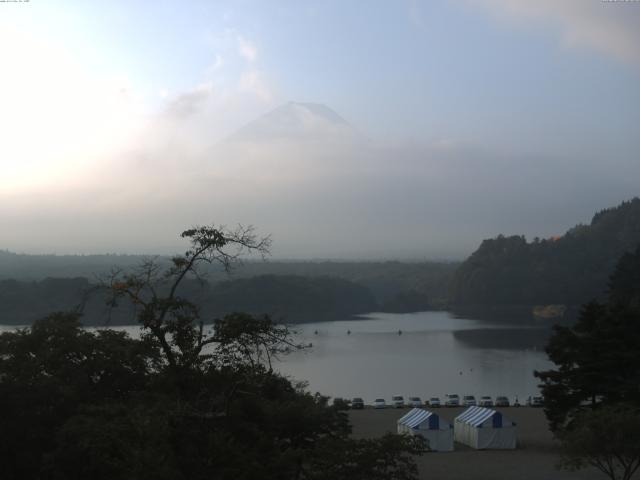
[103,224,272,370]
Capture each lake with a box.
[0,311,553,403]
[275,311,552,403]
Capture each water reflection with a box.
[276,311,552,401]
[0,311,553,402]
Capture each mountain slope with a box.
[223,101,364,144]
[450,198,640,306]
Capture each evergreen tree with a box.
[535,245,640,432]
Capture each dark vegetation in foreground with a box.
[535,245,640,480]
[0,226,426,480]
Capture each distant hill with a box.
[0,252,456,313]
[0,275,377,326]
[0,268,453,325]
[0,251,144,281]
[0,277,92,325]
[202,275,376,323]
[450,198,640,307]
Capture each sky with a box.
[0,0,639,259]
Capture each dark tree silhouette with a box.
[536,245,640,431]
[0,225,428,480]
[558,405,640,480]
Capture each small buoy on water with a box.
[398,329,402,335]
[314,330,318,335]
[459,371,463,375]
[347,330,351,335]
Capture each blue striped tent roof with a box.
[455,406,501,427]
[397,408,438,429]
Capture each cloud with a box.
[2,95,637,258]
[211,53,224,70]
[164,83,213,118]
[239,70,273,103]
[238,35,258,62]
[0,25,145,193]
[464,0,640,66]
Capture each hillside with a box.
[0,274,376,326]
[450,198,640,307]
[0,253,456,311]
[202,275,377,323]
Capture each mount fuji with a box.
[224,102,366,144]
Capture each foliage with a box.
[535,246,640,431]
[0,252,458,324]
[450,198,640,307]
[0,277,91,325]
[212,312,299,370]
[304,434,428,480]
[331,397,352,410]
[104,224,271,372]
[608,244,640,311]
[207,274,377,321]
[379,289,434,313]
[0,274,381,326]
[558,405,640,480]
[0,312,159,480]
[0,225,426,480]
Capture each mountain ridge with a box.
[223,101,364,144]
[450,197,640,307]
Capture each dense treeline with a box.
[0,252,456,318]
[450,198,640,307]
[0,275,379,325]
[205,275,377,322]
[0,277,91,325]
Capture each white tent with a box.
[454,406,516,449]
[397,408,453,452]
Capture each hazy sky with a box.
[0,1,638,259]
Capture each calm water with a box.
[0,311,552,403]
[275,311,552,402]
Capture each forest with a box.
[0,272,448,326]
[0,251,457,325]
[2,198,640,325]
[450,198,640,308]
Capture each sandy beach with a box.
[348,407,612,480]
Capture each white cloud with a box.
[239,70,273,103]
[237,35,258,62]
[464,0,640,66]
[0,25,145,193]
[212,53,224,70]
